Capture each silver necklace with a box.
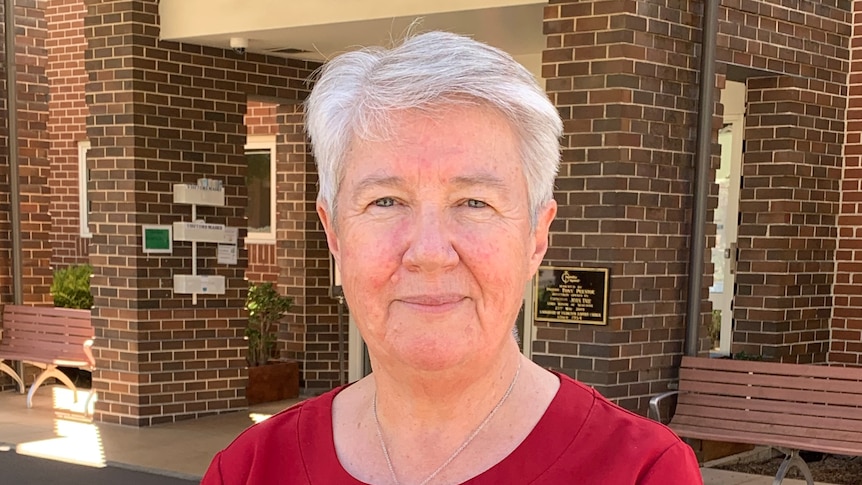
[373,360,522,485]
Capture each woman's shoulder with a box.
[555,372,684,446]
[232,387,341,449]
[513,373,701,484]
[218,387,344,463]
[201,387,346,485]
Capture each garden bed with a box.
[714,451,862,485]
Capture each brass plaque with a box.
[534,266,609,325]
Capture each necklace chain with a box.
[373,360,522,485]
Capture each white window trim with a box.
[245,135,277,244]
[78,140,92,238]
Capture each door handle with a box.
[724,242,738,275]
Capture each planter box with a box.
[246,360,299,405]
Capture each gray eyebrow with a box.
[352,175,404,195]
[351,172,509,196]
[451,174,508,191]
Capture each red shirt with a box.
[203,373,703,484]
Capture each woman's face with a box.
[318,105,556,373]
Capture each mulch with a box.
[714,453,862,485]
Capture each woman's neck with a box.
[371,346,523,429]
[331,349,560,485]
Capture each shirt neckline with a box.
[299,372,593,484]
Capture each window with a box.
[245,136,276,242]
[78,141,91,238]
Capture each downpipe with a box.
[685,0,720,357]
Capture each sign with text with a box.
[534,266,609,325]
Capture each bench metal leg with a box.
[0,360,24,394]
[83,389,97,417]
[26,365,78,409]
[773,449,814,485]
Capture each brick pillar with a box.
[244,100,278,284]
[0,1,10,304]
[735,76,841,364]
[15,0,52,304]
[834,1,862,365]
[540,0,709,414]
[47,0,90,267]
[84,0,315,425]
[275,103,341,392]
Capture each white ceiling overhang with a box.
[158,0,546,62]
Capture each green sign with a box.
[142,225,172,254]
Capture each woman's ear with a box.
[317,201,340,262]
[529,200,557,274]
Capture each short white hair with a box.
[305,30,562,226]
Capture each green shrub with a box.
[51,264,93,309]
[709,310,721,348]
[733,351,764,361]
[245,282,293,367]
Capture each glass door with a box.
[709,81,744,355]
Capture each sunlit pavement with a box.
[0,385,299,480]
[0,385,838,483]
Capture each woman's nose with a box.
[402,209,459,272]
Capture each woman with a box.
[202,31,703,485]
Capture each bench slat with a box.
[681,367,862,396]
[682,356,862,380]
[670,424,862,456]
[674,402,862,436]
[679,379,862,407]
[672,414,862,446]
[680,393,862,423]
[1,329,91,340]
[0,352,89,368]
[3,318,92,334]
[3,332,93,347]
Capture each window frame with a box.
[244,135,277,244]
[78,140,91,238]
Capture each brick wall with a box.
[246,100,277,136]
[834,0,862,365]
[47,0,89,268]
[734,76,842,363]
[83,0,320,425]
[243,100,278,284]
[0,1,10,305]
[15,0,53,305]
[275,103,344,391]
[540,0,705,413]
[539,0,853,411]
[717,1,850,363]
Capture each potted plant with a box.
[245,282,299,404]
[51,264,94,388]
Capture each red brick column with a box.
[735,76,841,364]
[540,0,708,413]
[83,0,317,425]
[47,0,90,267]
[15,0,53,304]
[0,1,10,304]
[244,100,279,284]
[833,0,862,365]
[275,103,341,391]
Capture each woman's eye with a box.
[466,199,487,208]
[373,197,396,207]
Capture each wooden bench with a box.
[0,305,95,411]
[650,356,862,485]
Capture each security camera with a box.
[230,37,248,55]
